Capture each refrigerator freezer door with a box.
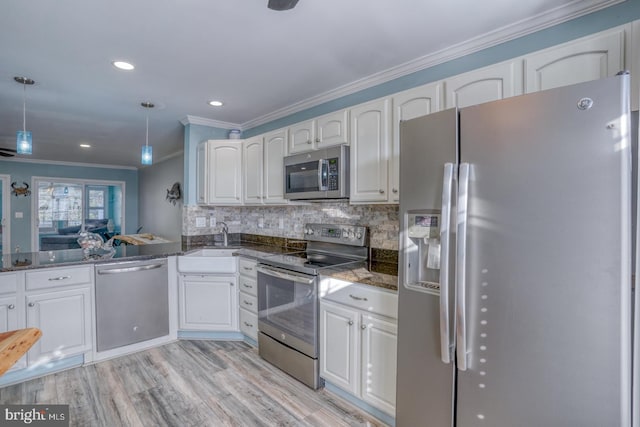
[396,108,458,427]
[456,76,632,427]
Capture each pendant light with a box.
[141,102,154,165]
[15,76,35,155]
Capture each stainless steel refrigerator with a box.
[396,74,635,427]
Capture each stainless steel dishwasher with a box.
[95,258,169,352]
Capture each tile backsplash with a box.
[183,202,399,250]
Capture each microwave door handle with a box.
[318,159,329,191]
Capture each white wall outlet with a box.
[210,215,216,227]
[258,217,264,228]
[195,217,206,228]
[279,218,284,229]
[15,212,23,219]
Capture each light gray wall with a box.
[139,154,184,242]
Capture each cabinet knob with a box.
[244,321,254,328]
[348,320,354,326]
[379,189,385,194]
[361,324,367,330]
[392,188,398,193]
[315,138,320,143]
[28,302,35,307]
[7,304,14,310]
[230,282,234,286]
[307,140,312,144]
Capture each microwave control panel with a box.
[327,157,339,190]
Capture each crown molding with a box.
[241,0,624,130]
[179,115,242,130]
[0,156,138,170]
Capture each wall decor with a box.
[166,182,181,205]
[11,181,31,197]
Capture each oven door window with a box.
[258,270,317,350]
[286,161,322,193]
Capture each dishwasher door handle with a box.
[97,263,165,275]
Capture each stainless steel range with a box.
[256,223,368,389]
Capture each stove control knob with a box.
[342,229,349,239]
[356,232,363,239]
[348,230,355,239]
[307,228,314,235]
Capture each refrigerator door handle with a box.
[456,162,470,371]
[439,163,454,364]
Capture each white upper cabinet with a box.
[288,109,349,154]
[391,82,443,203]
[524,27,625,94]
[206,141,243,205]
[243,136,264,204]
[349,98,392,203]
[243,130,288,205]
[262,129,288,204]
[196,141,208,205]
[289,120,316,154]
[445,60,523,108]
[316,109,349,149]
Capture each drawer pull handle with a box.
[49,275,71,281]
[349,294,368,301]
[243,267,253,271]
[244,321,253,327]
[243,284,253,288]
[243,301,253,306]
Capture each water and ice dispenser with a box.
[404,211,441,293]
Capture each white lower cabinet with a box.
[26,287,92,363]
[179,274,238,331]
[320,281,398,416]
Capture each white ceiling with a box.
[0,0,619,168]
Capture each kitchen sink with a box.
[177,248,239,273]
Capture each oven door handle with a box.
[257,265,316,285]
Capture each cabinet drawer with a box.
[0,272,18,295]
[322,280,397,319]
[239,292,258,314]
[239,258,257,278]
[26,266,92,291]
[239,308,258,340]
[239,276,257,296]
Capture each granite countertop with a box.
[1,241,398,291]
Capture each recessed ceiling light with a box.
[79,143,91,148]
[112,61,135,71]
[208,100,223,107]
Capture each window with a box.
[33,178,125,251]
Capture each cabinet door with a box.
[316,110,349,149]
[349,98,391,203]
[320,301,358,394]
[289,120,315,154]
[243,137,264,204]
[445,60,523,109]
[391,82,443,203]
[360,313,398,416]
[207,141,242,205]
[26,287,92,363]
[524,28,624,93]
[263,129,288,204]
[196,141,208,205]
[179,275,238,331]
[0,296,25,371]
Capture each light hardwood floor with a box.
[0,340,387,427]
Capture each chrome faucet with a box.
[219,222,228,247]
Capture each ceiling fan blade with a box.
[0,147,17,153]
[0,151,15,157]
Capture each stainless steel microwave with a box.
[284,145,349,200]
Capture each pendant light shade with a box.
[15,77,35,155]
[141,102,154,165]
